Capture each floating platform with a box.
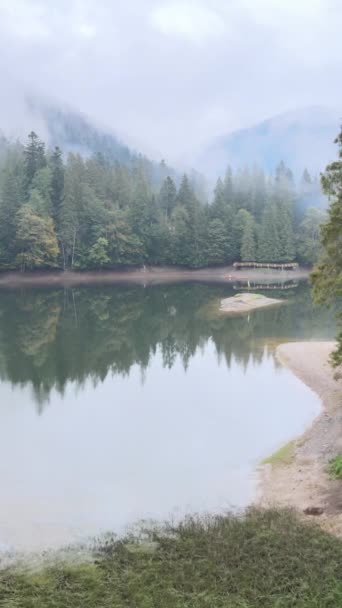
[220,293,283,314]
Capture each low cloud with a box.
[0,0,341,163]
[150,2,226,42]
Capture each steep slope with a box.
[27,98,135,165]
[199,107,340,178]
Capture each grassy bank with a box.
[1,509,342,607]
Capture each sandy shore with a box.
[0,266,310,288]
[258,342,342,536]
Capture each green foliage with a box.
[207,218,229,265]
[262,441,295,465]
[159,175,177,218]
[15,205,59,270]
[297,208,326,265]
[0,132,328,272]
[312,127,342,367]
[257,201,281,262]
[87,237,111,268]
[240,212,256,261]
[49,146,64,227]
[23,131,46,196]
[1,509,342,607]
[329,454,342,479]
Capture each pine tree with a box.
[207,218,229,265]
[176,175,203,267]
[0,154,24,263]
[297,208,325,265]
[223,166,233,204]
[257,201,280,262]
[211,178,226,220]
[274,161,295,261]
[240,212,256,261]
[49,147,64,227]
[23,132,46,197]
[159,176,177,218]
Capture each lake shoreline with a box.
[258,341,342,537]
[0,265,310,288]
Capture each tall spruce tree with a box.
[0,153,24,263]
[159,176,177,218]
[23,132,46,197]
[240,212,256,261]
[257,201,281,262]
[49,147,64,227]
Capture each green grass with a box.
[329,454,342,479]
[1,508,342,607]
[262,440,295,466]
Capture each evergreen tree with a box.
[211,178,226,220]
[0,129,329,274]
[30,167,53,216]
[312,128,342,366]
[240,212,256,261]
[232,209,251,261]
[159,176,177,218]
[273,161,295,261]
[175,175,203,267]
[297,208,325,265]
[223,166,233,203]
[23,132,46,197]
[0,153,24,263]
[207,218,229,265]
[257,201,280,262]
[49,147,64,227]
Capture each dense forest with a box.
[0,132,325,271]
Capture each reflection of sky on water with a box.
[0,342,320,552]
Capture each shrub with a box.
[329,454,342,479]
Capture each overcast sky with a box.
[0,0,341,163]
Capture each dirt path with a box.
[258,342,342,536]
[0,266,310,288]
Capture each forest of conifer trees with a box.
[0,132,326,271]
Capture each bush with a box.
[329,454,342,479]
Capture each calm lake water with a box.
[0,281,335,552]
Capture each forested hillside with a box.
[0,132,325,271]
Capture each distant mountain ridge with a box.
[17,97,180,189]
[27,98,137,165]
[198,106,341,178]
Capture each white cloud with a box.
[77,23,97,38]
[150,2,226,42]
[239,0,323,26]
[0,0,51,40]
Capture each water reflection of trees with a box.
[0,282,335,406]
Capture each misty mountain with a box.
[27,98,136,165]
[1,96,209,196]
[198,107,340,178]
[26,98,180,188]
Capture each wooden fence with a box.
[233,262,299,270]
